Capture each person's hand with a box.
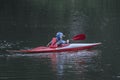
[66,40,69,43]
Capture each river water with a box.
[0,0,120,80]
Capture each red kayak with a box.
[6,34,101,53]
[7,43,101,53]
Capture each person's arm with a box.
[61,39,69,44]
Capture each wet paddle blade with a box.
[72,34,86,40]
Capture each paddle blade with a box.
[72,34,86,40]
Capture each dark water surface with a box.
[0,50,102,80]
[0,0,120,80]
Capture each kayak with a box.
[7,43,101,53]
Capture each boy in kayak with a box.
[47,32,69,47]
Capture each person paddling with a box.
[47,32,69,47]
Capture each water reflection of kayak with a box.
[7,43,101,53]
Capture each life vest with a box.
[49,37,58,48]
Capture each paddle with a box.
[72,34,86,40]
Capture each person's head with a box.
[56,32,65,39]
